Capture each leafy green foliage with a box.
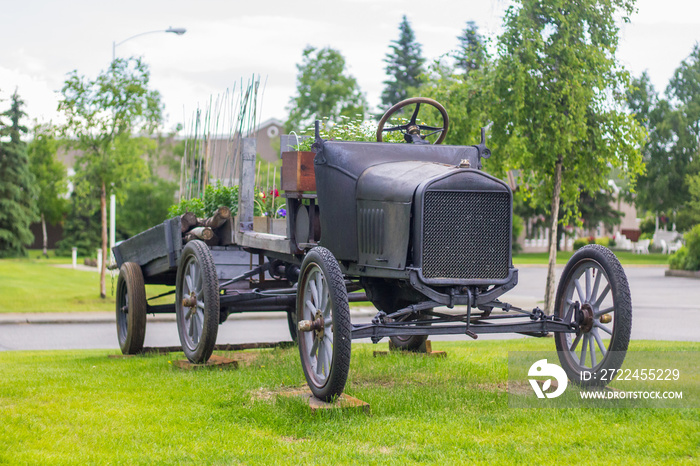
[455,21,488,76]
[168,182,239,220]
[58,57,163,295]
[668,224,700,271]
[492,0,645,310]
[381,15,425,108]
[56,175,100,257]
[27,125,68,225]
[0,90,38,258]
[294,116,405,151]
[285,47,367,132]
[118,177,177,239]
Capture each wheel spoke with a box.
[188,315,195,339]
[595,322,613,336]
[580,334,589,366]
[305,299,315,317]
[594,284,611,308]
[196,300,205,309]
[417,124,443,131]
[316,343,326,375]
[595,306,614,318]
[585,268,592,302]
[309,276,319,308]
[592,328,608,357]
[185,274,194,294]
[589,335,597,367]
[310,337,319,358]
[570,332,582,352]
[590,271,602,305]
[574,278,585,304]
[323,343,332,373]
[383,125,406,132]
[314,274,323,308]
[564,303,575,324]
[409,103,421,124]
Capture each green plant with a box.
[168,182,239,220]
[683,224,700,270]
[668,246,689,270]
[254,188,286,218]
[595,237,610,247]
[294,116,407,151]
[573,238,588,250]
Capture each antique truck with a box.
[114,97,631,401]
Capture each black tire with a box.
[176,240,220,363]
[389,313,430,352]
[116,262,147,354]
[554,245,632,386]
[297,247,351,401]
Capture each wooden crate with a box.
[282,151,316,192]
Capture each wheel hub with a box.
[579,303,594,333]
[297,310,325,338]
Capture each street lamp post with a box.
[109,26,186,259]
[112,27,186,62]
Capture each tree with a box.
[56,173,101,257]
[381,15,425,108]
[28,125,68,256]
[629,48,700,223]
[58,57,163,298]
[422,23,496,158]
[286,46,367,132]
[0,89,38,258]
[455,21,488,76]
[493,0,645,313]
[118,176,177,240]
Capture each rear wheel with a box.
[297,247,351,401]
[554,245,632,386]
[116,262,147,354]
[176,240,220,363]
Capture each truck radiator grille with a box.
[422,191,510,280]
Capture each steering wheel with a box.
[376,97,449,144]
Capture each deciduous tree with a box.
[28,125,68,256]
[493,0,645,312]
[58,57,162,297]
[286,46,367,132]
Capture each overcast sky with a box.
[1,0,699,133]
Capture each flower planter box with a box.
[253,216,287,236]
[281,151,316,192]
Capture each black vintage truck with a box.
[114,97,631,401]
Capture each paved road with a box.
[1,266,698,351]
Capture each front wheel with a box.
[554,245,632,386]
[296,247,351,401]
[176,240,220,363]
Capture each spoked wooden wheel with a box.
[297,247,351,401]
[116,262,147,354]
[554,245,632,386]
[176,240,219,364]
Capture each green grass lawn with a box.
[0,339,697,464]
[514,250,671,266]
[0,250,171,313]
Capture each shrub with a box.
[573,238,588,250]
[595,237,610,247]
[684,224,700,271]
[669,246,688,270]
